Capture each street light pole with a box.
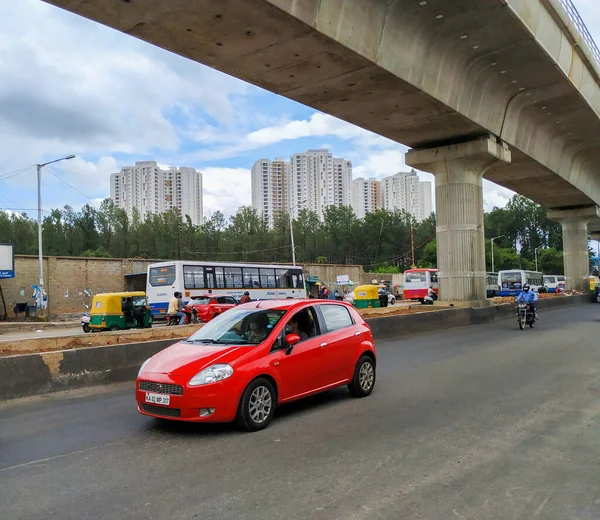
[490,235,505,273]
[36,155,76,312]
[535,247,540,272]
[289,199,307,266]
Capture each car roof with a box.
[191,294,231,299]
[236,299,356,312]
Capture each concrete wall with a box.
[1,256,157,318]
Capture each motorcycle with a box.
[81,303,91,333]
[516,302,535,330]
[166,306,200,326]
[81,313,91,333]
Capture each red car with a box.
[188,294,238,322]
[136,299,376,431]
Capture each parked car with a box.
[136,299,377,431]
[188,294,238,322]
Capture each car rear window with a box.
[320,304,353,332]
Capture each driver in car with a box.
[246,320,268,343]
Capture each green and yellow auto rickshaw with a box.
[352,285,381,309]
[590,275,600,303]
[88,291,153,332]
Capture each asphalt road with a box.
[2,304,600,520]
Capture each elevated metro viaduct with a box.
[45,0,600,298]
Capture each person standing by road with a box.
[239,291,251,304]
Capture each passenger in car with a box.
[288,313,310,341]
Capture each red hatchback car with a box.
[188,294,238,322]
[136,299,376,431]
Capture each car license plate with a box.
[145,393,170,406]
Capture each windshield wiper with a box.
[186,338,219,344]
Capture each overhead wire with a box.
[0,164,35,181]
[45,166,99,205]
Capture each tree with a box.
[419,240,437,268]
[538,247,564,274]
[0,194,573,275]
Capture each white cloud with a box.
[182,112,395,162]
[201,167,252,219]
[482,180,515,210]
[0,0,246,175]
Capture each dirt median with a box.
[0,324,202,357]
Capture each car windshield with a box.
[186,308,286,345]
[190,297,210,305]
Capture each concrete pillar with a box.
[547,206,599,291]
[406,136,511,302]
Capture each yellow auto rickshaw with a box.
[590,275,600,303]
[352,285,381,309]
[88,291,153,332]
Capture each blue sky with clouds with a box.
[1,0,600,239]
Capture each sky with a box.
[0,0,600,226]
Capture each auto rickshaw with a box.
[352,285,381,309]
[590,275,600,303]
[87,291,153,332]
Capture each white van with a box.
[543,275,565,293]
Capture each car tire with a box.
[348,355,376,398]
[390,297,396,305]
[235,378,276,432]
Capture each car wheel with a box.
[235,378,276,432]
[349,355,376,398]
[390,297,395,305]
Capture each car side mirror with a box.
[284,333,300,355]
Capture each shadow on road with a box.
[142,388,351,436]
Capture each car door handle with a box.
[354,331,361,336]
[320,342,327,348]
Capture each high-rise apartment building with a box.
[251,158,289,228]
[381,169,432,221]
[352,178,381,218]
[419,181,433,220]
[110,161,203,225]
[289,149,352,219]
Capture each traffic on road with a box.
[2,304,600,520]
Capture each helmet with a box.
[523,284,530,292]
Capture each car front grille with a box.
[141,404,181,418]
[139,381,183,396]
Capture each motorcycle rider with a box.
[515,284,538,320]
[167,291,186,325]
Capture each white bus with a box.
[146,261,306,317]
[486,272,499,298]
[498,269,543,296]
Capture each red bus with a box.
[403,268,439,302]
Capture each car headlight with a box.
[137,358,151,377]
[189,364,234,386]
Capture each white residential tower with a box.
[110,161,203,225]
